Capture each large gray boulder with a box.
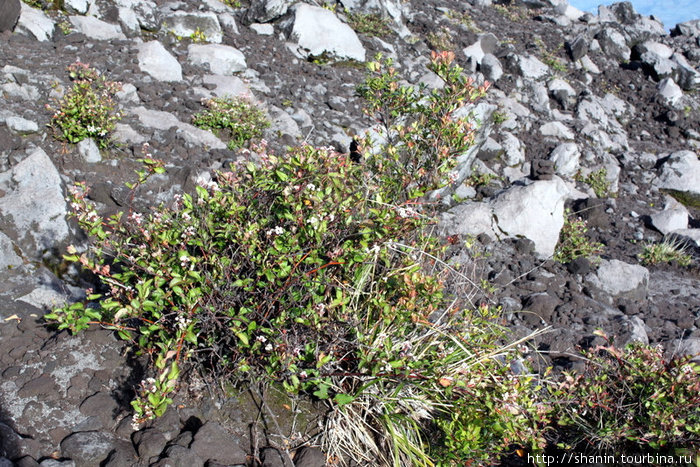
[490,177,570,257]
[672,19,700,37]
[440,177,571,258]
[137,41,183,82]
[69,16,126,40]
[117,6,141,36]
[114,0,159,31]
[246,0,293,23]
[0,232,22,270]
[190,422,246,465]
[586,259,649,301]
[670,53,700,91]
[549,143,580,178]
[654,150,700,205]
[287,4,365,62]
[63,0,88,15]
[15,2,54,41]
[595,28,631,61]
[131,107,226,150]
[0,0,21,32]
[0,147,70,260]
[60,432,125,467]
[187,44,247,75]
[480,54,503,82]
[505,53,549,80]
[657,78,683,106]
[191,75,254,101]
[162,11,223,43]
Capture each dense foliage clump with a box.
[192,96,270,150]
[46,52,700,465]
[47,62,122,148]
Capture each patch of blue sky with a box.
[568,0,699,30]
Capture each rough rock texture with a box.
[287,4,365,62]
[137,40,183,82]
[0,0,21,32]
[0,147,69,260]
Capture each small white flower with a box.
[306,183,317,191]
[182,226,196,238]
[397,207,419,219]
[448,171,459,183]
[129,212,144,225]
[265,343,273,352]
[265,226,284,236]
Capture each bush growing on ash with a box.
[47,52,545,465]
[44,51,700,465]
[46,61,122,149]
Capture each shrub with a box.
[192,96,269,150]
[552,339,700,451]
[47,62,122,148]
[356,51,489,205]
[46,53,555,465]
[553,209,603,263]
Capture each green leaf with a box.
[235,332,249,346]
[334,393,355,407]
[169,361,180,380]
[313,384,330,400]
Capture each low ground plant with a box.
[639,236,692,266]
[192,96,269,150]
[576,168,611,198]
[552,338,700,452]
[21,0,59,9]
[47,62,122,148]
[553,209,603,263]
[425,28,455,52]
[444,9,481,33]
[346,11,392,37]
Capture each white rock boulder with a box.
[137,41,182,82]
[16,3,54,41]
[587,259,649,301]
[440,177,571,258]
[0,147,70,259]
[288,4,365,62]
[69,15,126,41]
[162,11,223,43]
[188,44,247,75]
[131,107,226,150]
[654,150,700,203]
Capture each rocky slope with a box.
[0,0,699,464]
